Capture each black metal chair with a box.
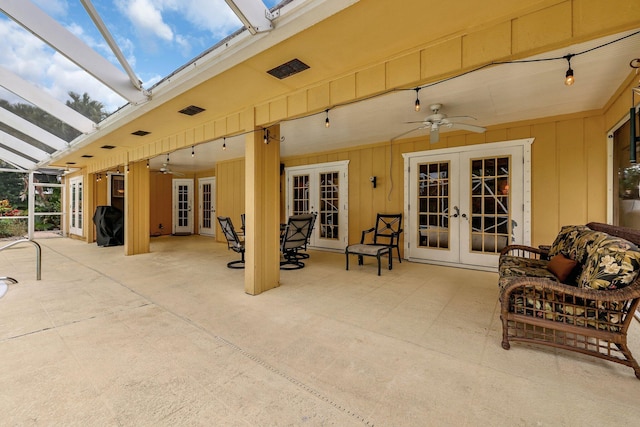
[217,216,245,269]
[294,212,317,260]
[280,214,315,270]
[345,213,403,275]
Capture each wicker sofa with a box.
[498,222,640,379]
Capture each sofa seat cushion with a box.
[499,255,556,280]
[578,235,640,290]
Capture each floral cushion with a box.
[509,288,622,331]
[577,235,640,290]
[548,225,589,260]
[498,255,556,280]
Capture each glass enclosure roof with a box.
[0,0,286,171]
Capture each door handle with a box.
[450,206,459,218]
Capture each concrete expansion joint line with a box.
[214,336,375,426]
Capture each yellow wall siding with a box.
[585,115,607,222]
[215,158,245,242]
[272,111,610,253]
[557,119,588,226]
[512,2,572,54]
[149,173,173,236]
[574,0,640,37]
[531,121,559,244]
[463,21,512,67]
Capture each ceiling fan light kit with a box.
[403,103,486,143]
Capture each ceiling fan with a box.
[404,103,486,143]
[154,163,185,176]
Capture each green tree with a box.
[66,91,108,123]
[0,92,108,210]
[0,161,27,210]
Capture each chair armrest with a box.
[360,227,376,244]
[500,244,546,259]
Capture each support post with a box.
[124,161,150,255]
[244,120,281,295]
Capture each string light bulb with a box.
[564,54,575,86]
[325,109,330,128]
[146,159,149,168]
[191,146,195,157]
[222,137,226,150]
[126,164,130,174]
[414,88,421,112]
[264,128,269,144]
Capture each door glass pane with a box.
[292,175,310,215]
[77,181,83,229]
[178,184,188,227]
[418,162,449,249]
[470,156,511,253]
[319,172,339,240]
[70,184,77,228]
[202,183,211,228]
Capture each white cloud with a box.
[0,19,125,114]
[117,0,174,42]
[0,20,53,88]
[180,0,241,38]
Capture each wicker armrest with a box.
[500,244,546,259]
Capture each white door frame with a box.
[285,160,349,251]
[198,177,216,237]
[403,138,533,270]
[68,175,83,236]
[172,179,194,235]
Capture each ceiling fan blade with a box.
[430,127,440,143]
[391,127,424,141]
[449,123,486,133]
[445,115,477,121]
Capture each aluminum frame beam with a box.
[0,130,49,162]
[0,107,68,151]
[0,0,147,104]
[0,146,32,170]
[0,66,96,134]
[80,0,146,94]
[225,0,276,34]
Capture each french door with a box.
[285,161,349,251]
[68,176,83,236]
[405,139,532,269]
[172,179,194,235]
[198,177,216,236]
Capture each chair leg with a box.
[345,252,350,271]
[388,250,393,271]
[376,253,381,276]
[396,246,402,263]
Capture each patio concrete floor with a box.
[1,235,639,426]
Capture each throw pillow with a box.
[547,254,578,282]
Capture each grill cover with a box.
[93,206,124,246]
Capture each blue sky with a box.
[0,0,281,113]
